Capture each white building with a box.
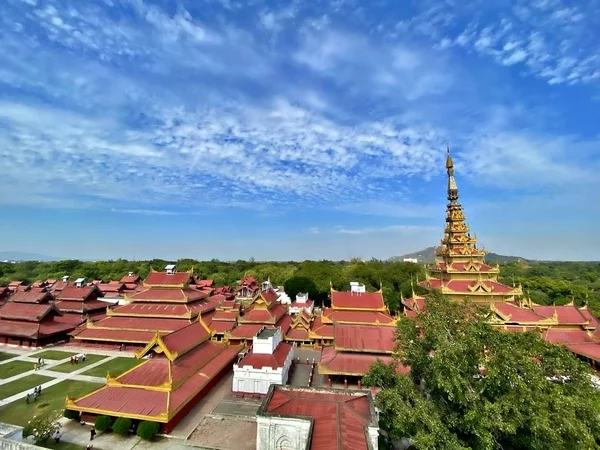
[403,258,418,263]
[350,281,366,293]
[233,327,294,395]
[288,292,314,315]
[256,385,379,450]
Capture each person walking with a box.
[90,427,96,441]
[25,393,30,404]
[53,431,62,444]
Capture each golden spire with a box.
[447,143,459,203]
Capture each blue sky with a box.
[0,0,598,261]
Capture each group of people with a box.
[70,354,86,364]
[33,357,45,371]
[24,385,42,404]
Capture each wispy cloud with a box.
[336,225,438,235]
[109,208,181,216]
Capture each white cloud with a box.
[336,225,438,235]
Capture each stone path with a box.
[0,353,116,406]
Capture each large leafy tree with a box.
[364,292,600,450]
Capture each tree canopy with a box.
[364,292,600,450]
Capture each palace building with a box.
[67,319,241,433]
[71,266,221,348]
[418,147,522,303]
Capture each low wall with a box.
[0,437,47,450]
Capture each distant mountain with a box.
[0,251,61,262]
[389,246,531,264]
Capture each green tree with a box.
[366,292,600,450]
[22,410,62,446]
[283,276,319,303]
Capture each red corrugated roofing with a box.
[195,279,214,287]
[311,317,334,338]
[9,288,52,304]
[334,324,395,352]
[109,302,191,317]
[93,316,192,332]
[237,342,292,369]
[229,323,266,338]
[120,274,141,284]
[75,386,168,418]
[322,309,394,324]
[55,299,109,313]
[209,321,236,333]
[566,343,600,361]
[128,288,208,302]
[144,271,193,286]
[212,310,239,321]
[276,314,293,335]
[319,347,409,376]
[0,303,58,322]
[434,262,497,272]
[56,285,101,301]
[331,291,385,310]
[286,328,310,340]
[0,318,73,338]
[444,279,514,294]
[494,302,547,322]
[579,308,599,328]
[532,305,588,324]
[74,328,156,343]
[97,283,125,293]
[161,321,210,356]
[265,387,375,450]
[543,329,596,345]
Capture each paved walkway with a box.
[0,354,116,406]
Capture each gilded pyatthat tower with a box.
[420,146,522,304]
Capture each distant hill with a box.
[0,251,61,262]
[389,246,531,264]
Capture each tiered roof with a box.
[67,319,242,424]
[419,147,522,303]
[72,267,221,345]
[0,301,74,339]
[258,386,379,450]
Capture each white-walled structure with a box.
[350,281,366,293]
[288,292,314,315]
[233,327,294,395]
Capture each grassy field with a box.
[0,379,103,426]
[49,354,107,373]
[82,357,143,378]
[0,351,18,361]
[42,441,88,450]
[33,350,78,360]
[0,360,38,379]
[0,374,53,400]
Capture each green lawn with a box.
[0,351,18,361]
[43,441,87,450]
[33,350,77,360]
[0,379,103,426]
[48,354,107,373]
[0,360,37,379]
[82,357,143,378]
[0,374,53,400]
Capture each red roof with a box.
[532,305,588,325]
[54,299,109,313]
[286,328,310,340]
[579,307,599,328]
[120,274,141,284]
[9,288,52,304]
[229,323,267,339]
[97,282,125,294]
[424,278,515,294]
[74,328,156,343]
[276,314,293,335]
[319,346,409,376]
[0,303,60,322]
[128,288,209,303]
[237,342,293,370]
[434,261,497,272]
[0,318,74,338]
[110,302,192,317]
[566,343,600,361]
[331,291,385,310]
[542,329,596,345]
[212,310,239,321]
[262,386,377,450]
[322,309,395,324]
[334,324,395,353]
[144,271,193,286]
[209,321,236,333]
[56,285,101,301]
[195,279,214,288]
[161,321,211,356]
[241,303,287,324]
[493,302,547,323]
[92,316,192,332]
[311,317,334,338]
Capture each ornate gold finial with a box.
[446,142,453,169]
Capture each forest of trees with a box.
[1,258,599,314]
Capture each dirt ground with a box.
[188,416,257,450]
